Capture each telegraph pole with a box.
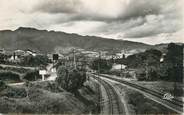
[121,54,125,77]
[73,48,76,69]
[98,51,101,76]
[145,62,148,80]
[97,51,101,112]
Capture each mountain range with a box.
[0,27,176,53]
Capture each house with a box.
[15,50,26,56]
[0,49,5,54]
[160,53,166,62]
[8,50,25,62]
[111,64,127,70]
[25,49,37,56]
[81,51,99,58]
[8,52,21,63]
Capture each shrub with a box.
[147,69,158,81]
[90,59,112,73]
[23,70,41,81]
[107,70,121,76]
[67,69,86,92]
[136,68,159,81]
[126,90,175,114]
[0,66,30,74]
[125,49,162,68]
[161,43,183,82]
[126,43,183,82]
[0,87,27,98]
[0,71,21,83]
[55,66,68,90]
[136,69,146,81]
[125,73,132,78]
[56,66,86,93]
[0,53,7,63]
[21,55,49,67]
[0,80,7,91]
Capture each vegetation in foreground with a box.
[0,66,41,83]
[56,65,86,94]
[0,79,99,114]
[115,84,176,114]
[0,62,99,114]
[132,81,184,98]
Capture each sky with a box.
[0,0,183,45]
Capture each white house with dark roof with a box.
[25,49,37,56]
[0,49,5,54]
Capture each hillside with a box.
[154,43,183,53]
[0,27,152,53]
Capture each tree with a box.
[90,59,112,73]
[21,55,49,67]
[23,70,41,81]
[0,71,21,83]
[0,80,7,91]
[126,44,183,82]
[0,53,8,64]
[56,66,69,90]
[125,49,162,70]
[56,66,86,93]
[160,43,183,82]
[126,49,162,81]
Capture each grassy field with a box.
[131,81,184,100]
[0,65,41,83]
[0,80,99,114]
[114,84,177,114]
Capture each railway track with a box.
[95,73,183,114]
[92,75,125,114]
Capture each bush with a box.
[161,43,183,82]
[147,69,158,81]
[67,69,86,92]
[55,66,68,90]
[127,43,183,82]
[0,53,7,63]
[125,73,132,78]
[136,69,146,81]
[0,66,30,74]
[107,70,121,76]
[90,59,112,73]
[0,87,27,98]
[125,49,162,68]
[21,55,49,67]
[0,71,21,83]
[23,70,41,81]
[56,66,86,93]
[0,80,7,91]
[136,68,159,81]
[126,90,175,114]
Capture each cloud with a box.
[123,14,182,38]
[33,0,82,14]
[124,30,184,45]
[31,0,183,39]
[0,0,183,44]
[33,0,128,19]
[32,0,179,21]
[48,21,107,34]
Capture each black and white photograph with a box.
[0,0,183,114]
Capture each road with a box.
[46,64,57,81]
